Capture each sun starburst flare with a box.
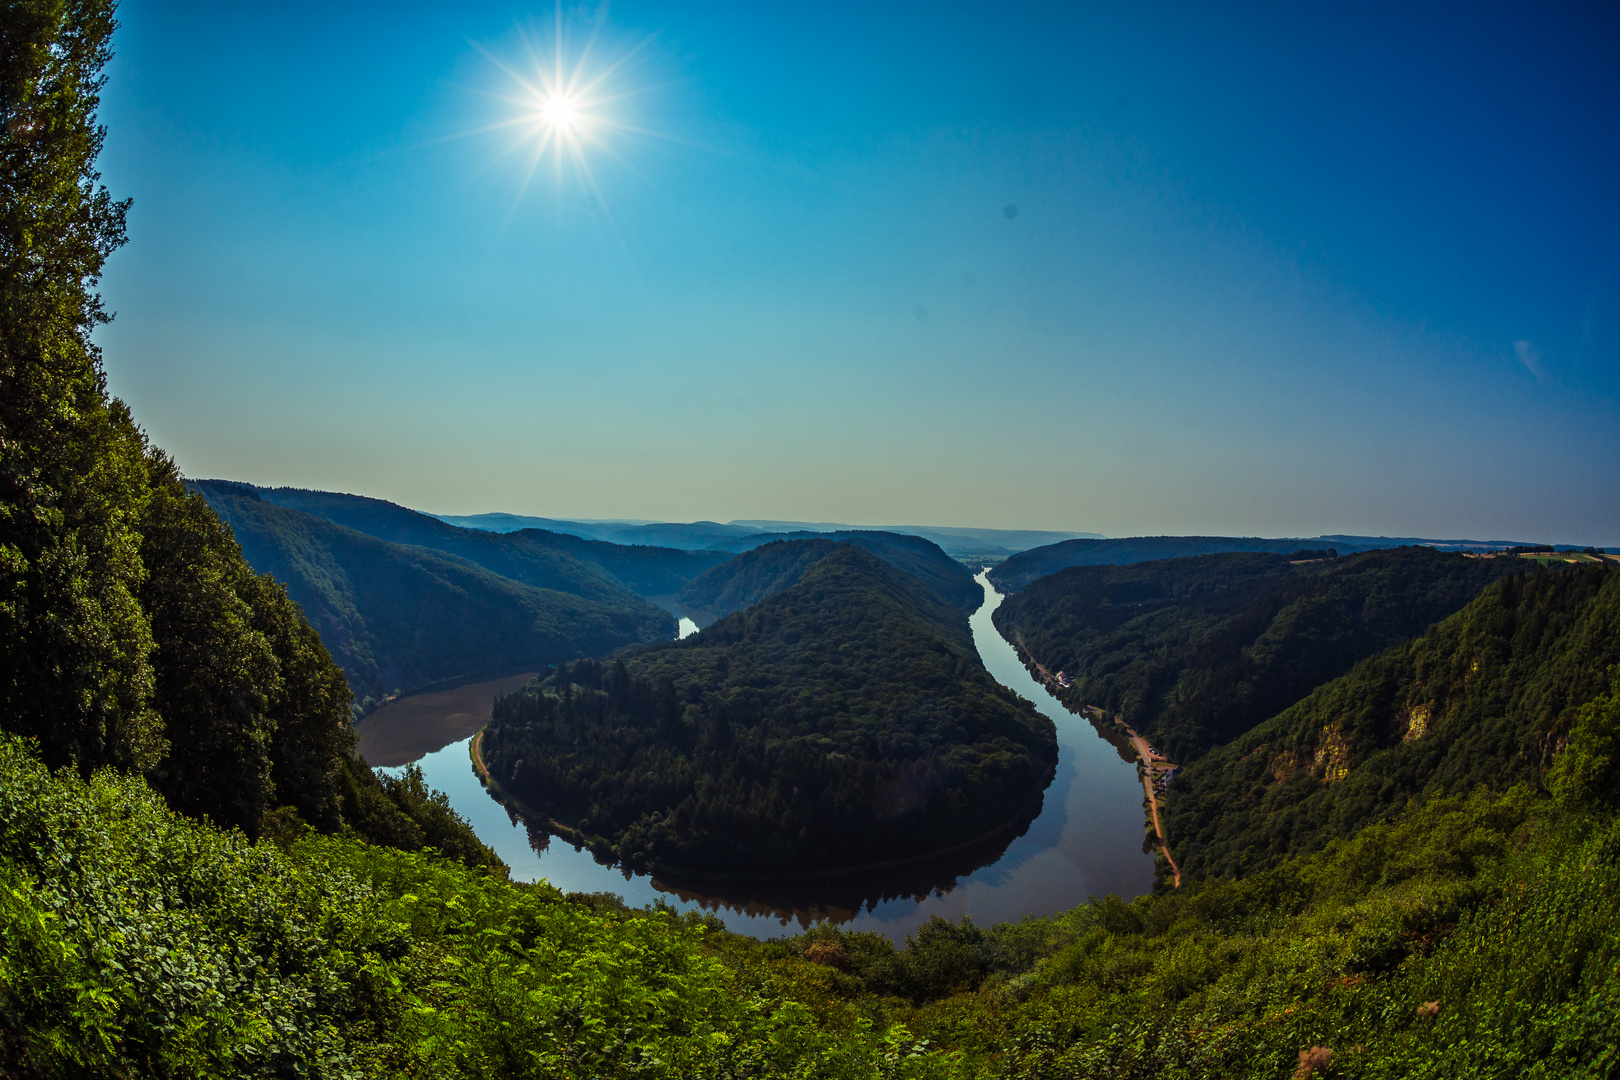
[466,7,669,219]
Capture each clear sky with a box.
[94,2,1619,543]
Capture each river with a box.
[381,571,1155,940]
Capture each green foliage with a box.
[679,536,850,621]
[485,546,1057,876]
[194,481,673,714]
[229,480,730,602]
[0,0,159,775]
[140,455,290,834]
[0,735,965,1078]
[337,757,505,875]
[738,786,1614,1079]
[0,5,490,865]
[1550,666,1620,812]
[7,728,1613,1077]
[681,534,981,624]
[994,547,1514,762]
[1168,563,1620,879]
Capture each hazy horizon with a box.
[94,2,1619,544]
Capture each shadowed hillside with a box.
[993,547,1516,763]
[224,483,731,601]
[1166,562,1619,879]
[196,483,673,714]
[990,535,1380,592]
[681,531,982,620]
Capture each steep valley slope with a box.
[195,482,673,713]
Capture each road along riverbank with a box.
[1010,635,1182,887]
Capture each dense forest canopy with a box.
[990,534,1381,592]
[698,530,984,614]
[993,546,1516,762]
[484,545,1057,876]
[212,480,730,603]
[195,481,671,714]
[677,536,844,622]
[679,532,981,624]
[1166,562,1620,878]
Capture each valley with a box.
[2,10,1614,1074]
[376,570,1156,939]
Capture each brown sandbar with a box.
[355,672,537,767]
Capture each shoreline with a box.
[470,728,1045,884]
[358,671,536,767]
[1010,631,1183,887]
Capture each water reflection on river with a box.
[385,572,1155,940]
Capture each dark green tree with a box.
[0,4,495,866]
[0,0,158,773]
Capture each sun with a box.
[467,7,664,215]
[540,95,578,130]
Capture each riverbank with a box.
[390,571,1154,940]
[1087,707,1182,887]
[472,729,1044,883]
[1011,633,1182,887]
[357,671,536,766]
[469,728,602,854]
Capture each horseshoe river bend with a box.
[368,572,1156,941]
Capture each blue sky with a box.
[95,2,1619,542]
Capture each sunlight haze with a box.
[94,2,1619,543]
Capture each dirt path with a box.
[1124,728,1182,887]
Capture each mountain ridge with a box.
[193,482,673,714]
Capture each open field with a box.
[355,672,537,767]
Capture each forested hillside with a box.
[1167,562,1620,879]
[225,482,730,601]
[993,547,1514,762]
[990,534,1369,591]
[2,5,1615,1077]
[678,537,843,621]
[0,0,494,865]
[483,546,1056,876]
[196,482,671,714]
[681,531,982,622]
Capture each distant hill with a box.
[992,547,1518,763]
[681,532,982,620]
[427,512,644,541]
[1167,562,1619,879]
[194,483,673,714]
[437,512,1094,558]
[677,538,845,624]
[726,521,1098,558]
[989,536,1366,592]
[1317,533,1539,551]
[218,484,729,602]
[434,514,762,549]
[989,533,1541,592]
[482,545,1057,877]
